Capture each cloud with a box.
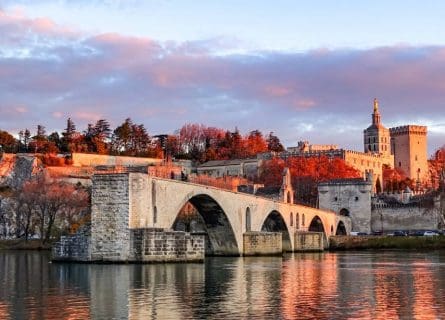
[0,9,444,153]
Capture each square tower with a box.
[390,125,428,183]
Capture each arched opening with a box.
[261,210,292,252]
[336,221,347,235]
[296,213,299,229]
[246,207,251,232]
[339,208,350,217]
[172,194,239,256]
[308,215,325,234]
[290,212,293,227]
[153,206,157,224]
[302,213,305,227]
[287,191,292,204]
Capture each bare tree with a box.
[20,176,89,244]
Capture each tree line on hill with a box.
[0,118,284,162]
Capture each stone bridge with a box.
[89,173,351,258]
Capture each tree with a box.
[267,132,284,152]
[83,119,112,154]
[21,176,89,244]
[0,130,17,153]
[61,118,79,152]
[430,146,445,191]
[258,155,361,206]
[245,130,268,157]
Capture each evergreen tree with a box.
[267,132,284,152]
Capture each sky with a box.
[0,0,445,154]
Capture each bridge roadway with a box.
[92,173,351,256]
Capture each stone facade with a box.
[294,232,324,251]
[197,158,261,180]
[71,153,162,167]
[243,232,282,255]
[318,179,373,233]
[390,125,428,183]
[371,201,440,232]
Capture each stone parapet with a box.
[389,125,427,136]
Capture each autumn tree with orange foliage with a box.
[430,145,445,191]
[259,156,361,206]
[20,176,89,244]
[382,164,415,192]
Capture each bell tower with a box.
[363,98,391,157]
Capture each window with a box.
[334,197,338,201]
[290,212,293,226]
[415,155,418,161]
[355,196,359,201]
[153,206,157,224]
[302,214,305,226]
[296,213,299,229]
[245,208,251,232]
[399,162,402,167]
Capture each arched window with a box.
[331,225,334,233]
[287,191,292,204]
[296,213,299,229]
[153,206,157,224]
[245,207,251,232]
[290,212,293,226]
[302,213,305,227]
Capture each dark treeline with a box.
[0,118,284,163]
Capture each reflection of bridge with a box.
[89,173,351,258]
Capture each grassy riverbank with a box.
[0,239,52,250]
[330,235,445,250]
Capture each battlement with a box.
[344,149,393,161]
[389,125,427,136]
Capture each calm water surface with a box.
[1,250,445,319]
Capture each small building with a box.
[318,178,372,234]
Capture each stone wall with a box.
[243,232,282,256]
[318,180,372,233]
[294,232,324,251]
[90,174,132,262]
[52,225,91,261]
[130,229,204,262]
[371,205,440,232]
[71,153,162,167]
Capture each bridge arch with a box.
[336,220,347,235]
[171,193,239,256]
[308,215,326,234]
[260,210,292,252]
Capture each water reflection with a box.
[1,251,445,319]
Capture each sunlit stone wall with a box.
[243,232,282,255]
[294,232,324,251]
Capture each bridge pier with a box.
[294,232,325,251]
[243,232,282,256]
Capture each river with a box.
[0,250,444,319]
